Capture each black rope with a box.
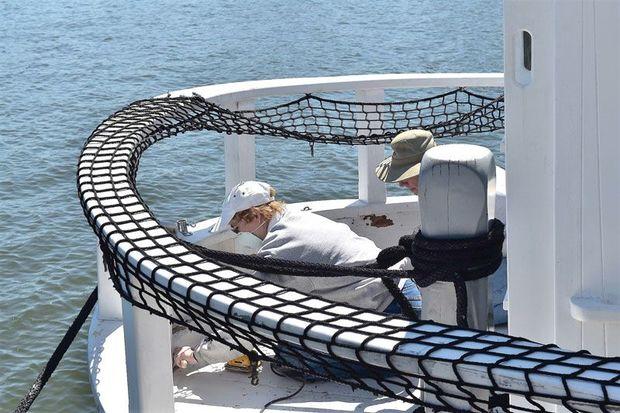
[380,277,419,321]
[183,239,412,279]
[13,287,98,413]
[410,219,505,283]
[408,219,505,327]
[183,220,504,282]
[453,276,469,327]
[183,220,505,326]
[261,364,306,413]
[370,238,421,321]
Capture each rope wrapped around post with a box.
[374,219,505,327]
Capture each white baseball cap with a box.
[211,181,275,232]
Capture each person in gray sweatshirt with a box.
[218,181,417,313]
[174,180,421,372]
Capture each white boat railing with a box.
[96,73,505,412]
[100,72,505,319]
[166,73,504,202]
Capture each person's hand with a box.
[173,346,197,369]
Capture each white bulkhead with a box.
[504,0,620,356]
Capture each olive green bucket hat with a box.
[375,129,436,182]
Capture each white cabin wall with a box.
[590,1,620,356]
[554,0,620,356]
[552,1,584,353]
[578,0,604,356]
[506,0,620,358]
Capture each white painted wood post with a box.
[96,245,123,320]
[224,99,257,252]
[121,276,174,412]
[504,0,556,352]
[418,144,495,410]
[356,89,386,204]
[224,99,256,194]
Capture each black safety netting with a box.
[241,88,504,145]
[78,90,620,413]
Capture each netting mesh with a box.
[243,89,504,145]
[78,90,620,412]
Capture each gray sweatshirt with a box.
[254,208,399,311]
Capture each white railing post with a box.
[224,99,256,194]
[418,144,495,410]
[122,277,174,412]
[356,89,386,204]
[96,246,122,320]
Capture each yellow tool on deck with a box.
[225,354,261,373]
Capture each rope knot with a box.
[407,218,505,327]
[376,245,407,269]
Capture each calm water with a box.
[0,1,503,411]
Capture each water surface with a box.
[0,1,503,410]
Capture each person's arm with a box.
[173,346,197,369]
[173,337,212,369]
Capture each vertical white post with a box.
[356,89,386,204]
[504,0,557,349]
[224,99,256,194]
[122,274,174,412]
[224,99,256,253]
[96,246,123,320]
[418,144,495,410]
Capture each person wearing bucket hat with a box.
[376,129,510,327]
[175,180,422,371]
[375,129,436,194]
